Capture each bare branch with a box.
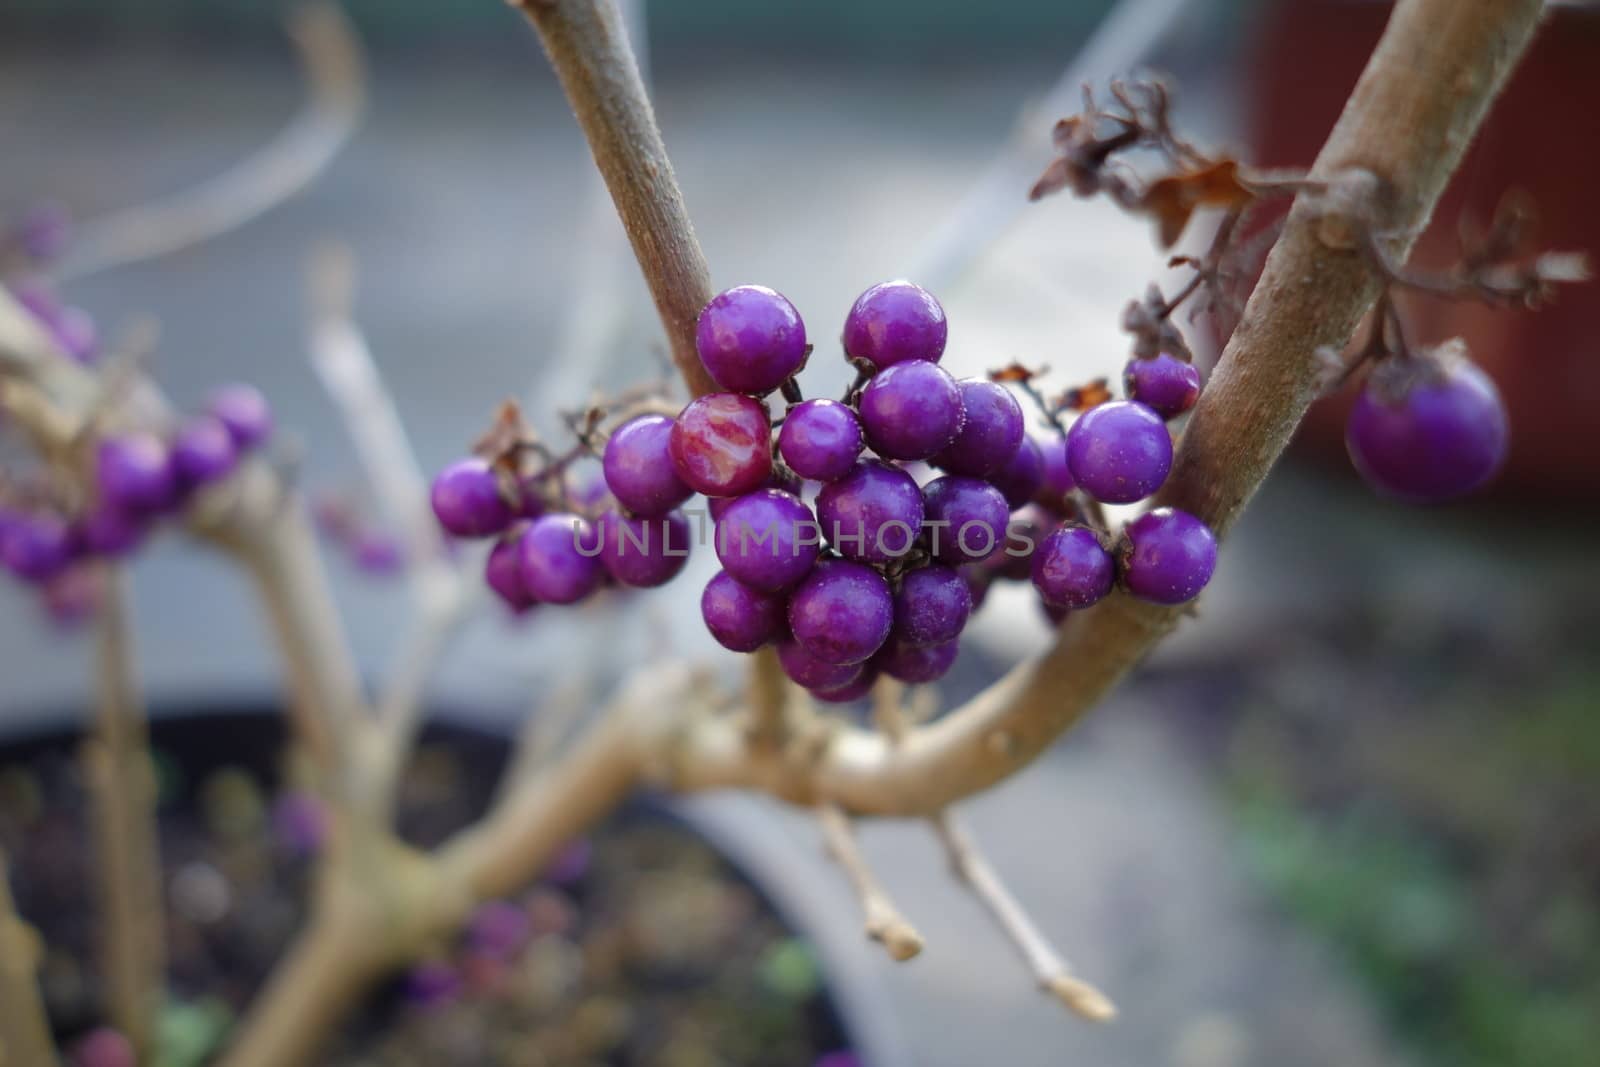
[817,803,924,962]
[0,850,59,1067]
[54,4,365,282]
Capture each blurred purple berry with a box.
[15,201,72,262]
[208,383,273,450]
[858,360,964,461]
[405,961,463,1010]
[468,900,532,960]
[788,559,893,665]
[811,666,879,704]
[991,436,1045,510]
[1034,435,1076,511]
[70,1027,134,1067]
[778,399,863,482]
[922,475,1008,564]
[544,838,592,886]
[1030,525,1114,609]
[702,570,788,652]
[2,511,77,582]
[1119,507,1217,605]
[603,413,692,517]
[776,640,863,692]
[934,380,1024,476]
[485,532,535,612]
[351,529,405,576]
[891,564,970,648]
[714,489,819,591]
[1065,401,1172,504]
[42,565,101,629]
[695,284,808,394]
[78,503,147,558]
[815,459,923,564]
[1124,352,1201,419]
[597,508,691,588]
[172,416,238,489]
[843,280,947,368]
[517,513,604,605]
[272,791,328,858]
[876,636,959,684]
[430,457,513,538]
[97,433,179,514]
[670,393,773,498]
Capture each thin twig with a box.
[54,4,366,282]
[0,850,59,1067]
[494,675,597,803]
[932,813,1114,1021]
[84,566,166,1058]
[817,803,923,962]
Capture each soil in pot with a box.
[0,710,858,1066]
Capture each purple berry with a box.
[78,503,147,558]
[351,529,405,576]
[842,280,947,368]
[485,533,535,612]
[517,514,604,605]
[70,1027,135,1067]
[602,413,692,517]
[934,380,1024,476]
[1119,507,1217,605]
[1,511,76,582]
[787,559,894,665]
[545,839,592,886]
[776,640,863,691]
[857,360,964,461]
[1034,436,1076,511]
[702,570,788,652]
[468,901,532,960]
[695,284,808,394]
[1065,401,1172,504]
[922,475,1008,564]
[991,436,1045,510]
[97,433,179,514]
[430,457,513,538]
[876,636,959,684]
[1124,352,1201,419]
[891,564,971,647]
[714,489,819,591]
[272,791,328,858]
[811,667,879,704]
[815,459,924,564]
[1345,353,1509,502]
[669,393,773,498]
[405,961,463,1009]
[597,508,691,588]
[42,565,101,629]
[172,416,238,488]
[991,505,1047,581]
[1030,525,1114,609]
[778,399,863,482]
[15,202,72,262]
[209,384,273,450]
[51,306,99,364]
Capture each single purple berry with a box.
[485,532,535,612]
[922,475,1008,564]
[1345,352,1509,502]
[2,511,77,582]
[695,284,808,394]
[15,202,72,262]
[78,503,147,558]
[857,360,964,461]
[714,489,819,591]
[876,636,959,685]
[97,433,179,514]
[1065,401,1172,504]
[544,838,592,886]
[602,413,692,517]
[405,961,463,1010]
[172,416,238,489]
[517,514,604,605]
[272,791,328,858]
[468,901,531,960]
[42,565,101,629]
[891,564,971,647]
[597,508,691,588]
[776,640,863,691]
[1034,435,1076,511]
[208,383,273,450]
[70,1027,135,1067]
[702,570,788,652]
[787,559,894,665]
[779,399,863,482]
[1030,524,1114,609]
[811,666,879,704]
[351,529,405,576]
[815,459,924,564]
[843,280,947,368]
[431,457,514,538]
[1119,507,1217,605]
[991,505,1047,582]
[670,393,773,498]
[1124,352,1201,419]
[934,380,1024,476]
[991,436,1045,510]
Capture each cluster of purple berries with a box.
[0,384,273,600]
[433,280,1221,703]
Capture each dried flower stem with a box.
[817,802,924,962]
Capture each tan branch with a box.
[54,4,365,282]
[0,850,58,1067]
[817,803,923,962]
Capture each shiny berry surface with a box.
[1030,525,1114,609]
[209,383,273,450]
[778,399,863,482]
[934,380,1024,476]
[858,360,964,461]
[922,475,1008,564]
[815,459,923,564]
[430,457,513,538]
[787,559,894,665]
[876,636,959,684]
[776,639,863,691]
[991,435,1045,510]
[1124,352,1202,419]
[602,413,691,517]
[485,534,535,611]
[891,563,971,647]
[714,488,820,591]
[1346,355,1509,502]
[842,280,948,368]
[97,433,179,514]
[516,514,604,605]
[597,509,690,588]
[701,570,788,652]
[1119,507,1217,605]
[695,285,808,394]
[669,393,773,498]
[1,511,77,582]
[172,416,238,488]
[1065,401,1172,504]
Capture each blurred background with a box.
[1,1,1597,1065]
